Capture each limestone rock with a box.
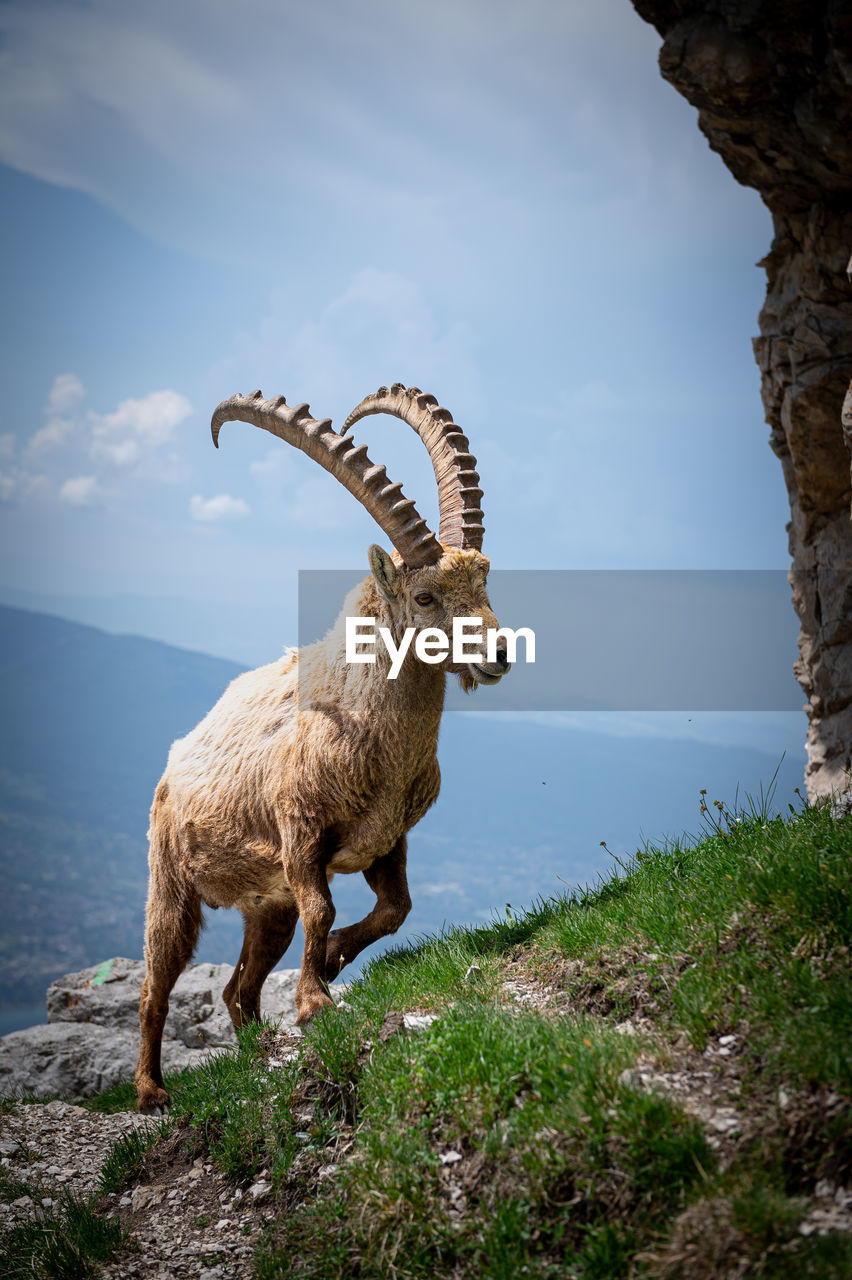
[46,958,303,1048]
[0,958,342,1100]
[0,1023,206,1101]
[632,0,852,806]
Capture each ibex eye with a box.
[415,593,434,607]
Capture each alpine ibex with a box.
[135,383,509,1112]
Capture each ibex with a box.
[135,383,510,1112]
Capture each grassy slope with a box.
[77,799,852,1276]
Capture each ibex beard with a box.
[135,384,509,1113]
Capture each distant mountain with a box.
[0,605,246,1009]
[0,603,807,1015]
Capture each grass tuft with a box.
[96,1121,169,1196]
[2,1190,125,1279]
[164,1020,305,1183]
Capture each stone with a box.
[632,0,852,805]
[0,1024,148,1099]
[402,1013,438,1032]
[46,958,303,1047]
[132,1185,166,1211]
[0,959,343,1100]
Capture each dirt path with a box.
[0,1102,273,1278]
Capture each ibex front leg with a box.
[285,831,337,1025]
[324,836,412,981]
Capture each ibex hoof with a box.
[294,991,334,1026]
[136,1085,170,1115]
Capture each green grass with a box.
[1,1156,130,1279]
[269,1005,713,1279]
[157,1020,313,1184]
[96,1120,169,1195]
[536,799,852,1087]
[1,1190,125,1279]
[0,1089,61,1112]
[0,1164,40,1203]
[312,798,851,1094]
[79,1077,140,1114]
[79,797,851,1277]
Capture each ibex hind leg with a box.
[223,901,299,1030]
[135,888,201,1114]
[323,837,412,980]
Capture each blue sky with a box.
[0,0,803,762]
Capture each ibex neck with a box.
[300,575,446,737]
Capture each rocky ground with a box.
[0,959,343,1276]
[0,1098,279,1278]
[98,1122,283,1280]
[1,1099,151,1229]
[0,953,849,1276]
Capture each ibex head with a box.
[367,543,507,689]
[211,382,509,689]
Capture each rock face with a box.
[0,958,340,1100]
[632,0,852,806]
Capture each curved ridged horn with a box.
[211,391,442,567]
[342,383,484,550]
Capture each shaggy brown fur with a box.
[135,545,507,1112]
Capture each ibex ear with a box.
[368,544,399,601]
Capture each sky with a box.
[0,0,804,763]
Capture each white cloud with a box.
[91,389,192,452]
[29,416,74,453]
[248,450,282,480]
[15,379,194,507]
[93,437,141,467]
[27,374,86,453]
[216,268,482,435]
[419,882,464,897]
[189,492,250,522]
[288,475,352,531]
[59,474,100,505]
[0,0,699,265]
[456,709,807,756]
[47,373,85,415]
[0,464,47,502]
[0,4,250,244]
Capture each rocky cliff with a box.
[632,0,852,805]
